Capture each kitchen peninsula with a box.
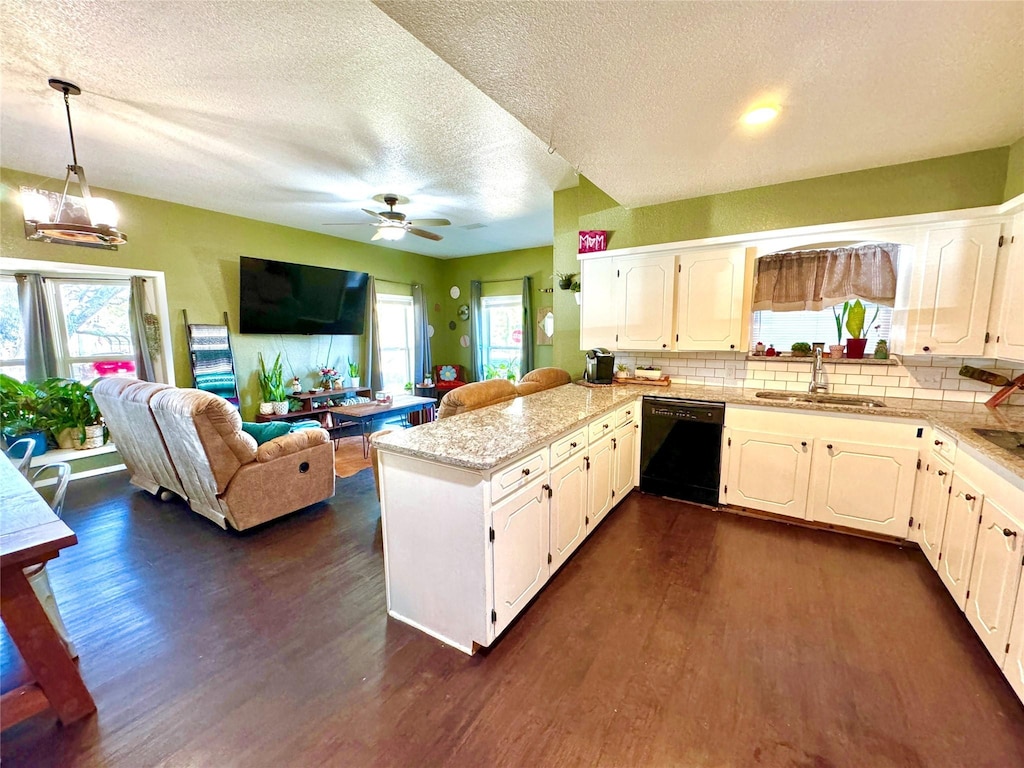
[373,381,1024,686]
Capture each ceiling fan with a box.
[323,194,451,242]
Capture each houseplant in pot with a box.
[843,299,879,360]
[790,342,812,358]
[347,357,361,389]
[0,373,48,457]
[553,271,576,290]
[258,352,288,415]
[830,304,848,359]
[39,377,108,450]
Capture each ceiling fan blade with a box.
[362,208,385,219]
[322,222,370,226]
[370,230,386,241]
[409,227,443,242]
[407,218,451,227]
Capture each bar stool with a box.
[24,463,77,658]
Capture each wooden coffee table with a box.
[330,395,437,457]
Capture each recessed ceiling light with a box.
[741,105,780,126]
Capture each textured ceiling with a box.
[0,1,575,258]
[377,0,1024,208]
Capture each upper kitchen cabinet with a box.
[989,212,1024,362]
[580,257,618,350]
[615,252,676,350]
[674,247,752,351]
[901,222,1003,356]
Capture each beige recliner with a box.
[96,379,335,530]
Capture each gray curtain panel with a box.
[752,244,899,312]
[469,280,484,382]
[15,273,58,381]
[412,283,432,384]
[128,276,156,381]
[363,276,384,393]
[520,276,534,376]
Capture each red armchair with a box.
[434,364,467,393]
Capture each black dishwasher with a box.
[640,397,725,506]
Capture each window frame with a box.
[46,277,135,381]
[0,275,26,379]
[376,293,416,393]
[481,294,522,380]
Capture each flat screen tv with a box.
[239,256,369,335]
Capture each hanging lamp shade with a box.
[22,79,126,250]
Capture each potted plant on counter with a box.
[39,378,108,450]
[0,374,48,457]
[634,365,663,381]
[843,299,879,360]
[347,357,361,389]
[258,353,288,415]
[615,363,630,380]
[790,342,812,357]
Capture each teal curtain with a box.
[520,276,534,377]
[469,280,484,382]
[15,273,57,381]
[412,284,431,384]
[128,276,155,381]
[363,276,383,392]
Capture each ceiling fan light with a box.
[87,197,119,228]
[378,226,405,241]
[21,189,53,223]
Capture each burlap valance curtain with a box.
[752,244,898,312]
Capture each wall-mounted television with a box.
[239,256,368,335]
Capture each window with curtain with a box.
[377,294,415,392]
[751,302,893,352]
[0,275,136,382]
[482,295,522,380]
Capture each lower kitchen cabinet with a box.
[937,473,984,609]
[549,453,588,571]
[965,492,1024,665]
[588,433,615,532]
[1004,575,1024,701]
[723,429,812,519]
[492,479,550,632]
[917,456,953,569]
[613,420,637,501]
[809,439,917,537]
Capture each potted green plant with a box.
[615,363,630,380]
[790,342,812,357]
[874,339,890,360]
[346,357,361,388]
[570,280,581,306]
[0,373,48,457]
[39,377,108,450]
[830,304,848,359]
[844,299,879,360]
[553,271,576,290]
[258,352,288,415]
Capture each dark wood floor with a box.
[3,469,1023,767]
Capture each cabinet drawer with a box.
[491,449,548,503]
[551,428,587,468]
[589,414,616,443]
[931,428,957,464]
[616,401,637,427]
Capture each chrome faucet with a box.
[809,347,828,394]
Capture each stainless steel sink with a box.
[754,391,886,408]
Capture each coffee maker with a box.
[584,348,615,384]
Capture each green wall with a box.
[1006,136,1024,202]
[552,146,1014,373]
[434,245,554,377]
[1,167,448,419]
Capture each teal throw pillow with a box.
[241,421,292,445]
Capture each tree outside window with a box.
[377,294,415,393]
[482,296,522,381]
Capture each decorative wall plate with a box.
[459,334,470,348]
[449,320,456,331]
[457,304,469,320]
[449,286,461,299]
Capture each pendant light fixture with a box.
[22,78,126,248]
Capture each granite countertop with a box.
[373,382,1024,478]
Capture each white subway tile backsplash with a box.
[914,389,944,400]
[846,374,873,385]
[858,385,887,396]
[775,371,798,382]
[832,384,860,395]
[942,391,976,402]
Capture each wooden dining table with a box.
[0,457,95,728]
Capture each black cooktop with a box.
[973,429,1024,459]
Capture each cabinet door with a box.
[912,222,1001,356]
[938,474,984,609]
[579,257,617,351]
[1002,573,1024,704]
[675,247,746,351]
[491,481,550,632]
[613,421,637,503]
[993,214,1024,362]
[965,498,1024,664]
[614,253,675,351]
[917,458,953,570]
[724,429,812,520]
[549,454,587,572]
[587,434,615,532]
[809,439,917,537]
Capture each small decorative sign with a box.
[578,230,608,254]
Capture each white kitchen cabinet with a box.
[938,473,984,610]
[809,439,917,537]
[615,252,676,351]
[579,257,617,351]
[965,492,1024,664]
[723,428,812,520]
[613,420,637,502]
[587,432,615,532]
[1003,570,1024,702]
[549,453,588,572]
[674,246,748,351]
[990,212,1024,362]
[904,222,1002,356]
[917,456,953,570]
[491,479,551,633]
